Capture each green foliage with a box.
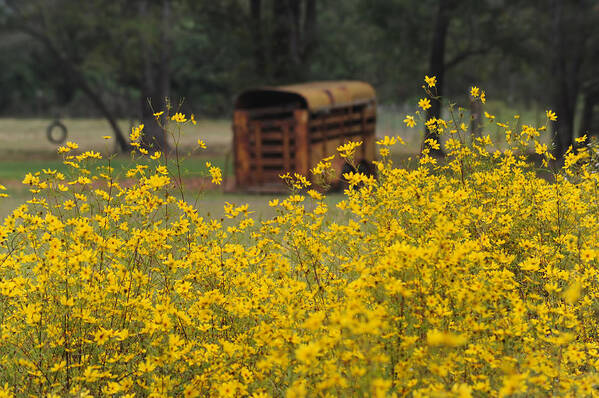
[2,0,597,119]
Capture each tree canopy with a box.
[0,0,597,156]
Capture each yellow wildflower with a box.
[418,98,431,110]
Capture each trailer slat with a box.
[253,122,263,184]
[282,122,291,171]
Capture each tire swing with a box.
[46,120,68,144]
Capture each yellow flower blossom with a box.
[403,115,416,128]
[130,124,144,142]
[295,342,320,364]
[484,111,495,120]
[337,140,362,159]
[546,109,557,121]
[171,112,187,123]
[0,78,596,398]
[376,136,397,146]
[418,98,431,110]
[206,162,222,185]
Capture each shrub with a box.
[0,80,598,397]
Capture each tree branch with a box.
[4,15,130,151]
[444,47,490,71]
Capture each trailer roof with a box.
[235,81,376,112]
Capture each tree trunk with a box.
[272,0,293,82]
[300,0,317,79]
[553,95,575,157]
[270,0,316,83]
[289,0,301,67]
[14,25,130,152]
[303,0,317,59]
[579,84,598,141]
[470,99,482,138]
[550,0,587,159]
[250,0,265,75]
[139,0,170,152]
[424,0,452,157]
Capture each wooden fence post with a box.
[282,121,291,172]
[234,110,251,187]
[254,121,263,184]
[294,109,310,177]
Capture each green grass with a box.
[0,154,232,181]
[190,191,347,221]
[0,195,25,220]
[0,117,235,186]
[0,117,232,155]
[0,104,547,220]
[0,187,347,222]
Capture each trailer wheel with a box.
[47,120,68,144]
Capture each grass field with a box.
[0,118,233,154]
[0,185,347,222]
[0,109,429,157]
[0,104,546,219]
[0,114,350,219]
[0,103,544,167]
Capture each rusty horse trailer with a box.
[233,81,377,191]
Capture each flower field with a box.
[0,83,599,397]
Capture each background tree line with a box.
[0,0,597,157]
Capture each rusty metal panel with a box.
[294,109,310,177]
[252,121,263,184]
[282,122,291,171]
[282,81,375,112]
[233,110,251,187]
[235,81,376,113]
